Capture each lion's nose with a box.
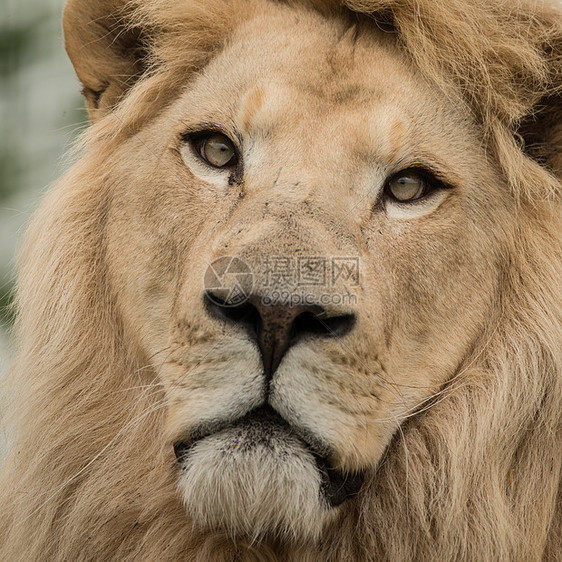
[205,292,355,380]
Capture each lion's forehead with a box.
[168,13,478,193]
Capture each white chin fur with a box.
[177,424,333,542]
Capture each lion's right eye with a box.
[191,133,238,169]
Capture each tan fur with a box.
[1,0,561,560]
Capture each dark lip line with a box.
[179,404,332,460]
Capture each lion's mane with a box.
[1,0,561,560]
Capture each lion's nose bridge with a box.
[207,231,357,304]
[225,196,361,287]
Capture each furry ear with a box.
[63,0,148,121]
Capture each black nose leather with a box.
[205,292,355,379]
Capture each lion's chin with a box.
[174,408,346,542]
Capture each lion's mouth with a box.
[173,405,364,507]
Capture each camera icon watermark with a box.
[204,256,254,307]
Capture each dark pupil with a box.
[208,138,230,153]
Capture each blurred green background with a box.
[0,0,86,371]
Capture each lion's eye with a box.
[385,171,431,202]
[194,133,238,169]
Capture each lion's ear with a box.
[63,0,148,122]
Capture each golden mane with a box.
[1,0,561,560]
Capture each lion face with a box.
[92,5,509,542]
[3,0,561,558]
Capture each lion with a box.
[0,0,561,559]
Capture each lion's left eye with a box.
[385,171,431,202]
